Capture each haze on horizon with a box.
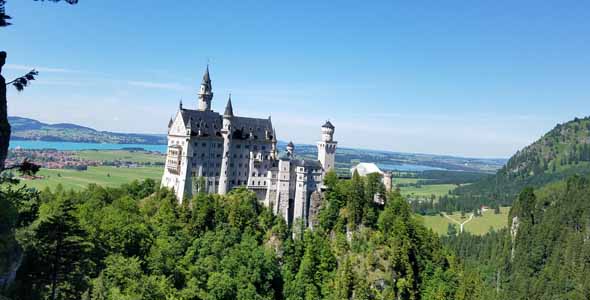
[1,1,589,158]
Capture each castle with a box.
[161,67,337,227]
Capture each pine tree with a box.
[24,198,93,300]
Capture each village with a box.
[6,147,165,172]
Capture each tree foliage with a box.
[0,174,476,300]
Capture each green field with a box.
[392,178,421,185]
[76,150,165,163]
[399,183,457,199]
[19,166,163,191]
[420,207,510,236]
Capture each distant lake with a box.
[377,163,445,172]
[10,140,167,153]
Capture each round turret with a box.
[286,141,294,156]
[198,65,213,111]
[321,121,335,142]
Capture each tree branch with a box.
[2,158,40,175]
[6,69,38,91]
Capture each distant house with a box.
[350,163,393,202]
[350,162,384,176]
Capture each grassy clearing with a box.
[420,207,510,236]
[76,150,165,163]
[19,166,163,191]
[400,183,457,199]
[392,178,421,185]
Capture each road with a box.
[442,212,474,233]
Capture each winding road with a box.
[442,212,474,233]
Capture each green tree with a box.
[19,197,93,300]
[347,170,365,228]
[447,223,458,237]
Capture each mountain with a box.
[9,116,167,145]
[445,175,590,299]
[448,116,590,209]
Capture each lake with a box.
[10,140,167,153]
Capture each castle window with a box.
[236,145,241,149]
[202,143,206,147]
[262,146,266,150]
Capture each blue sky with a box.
[1,0,589,158]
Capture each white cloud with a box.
[4,64,79,73]
[127,80,190,91]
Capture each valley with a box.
[10,147,510,236]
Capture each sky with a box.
[1,0,589,158]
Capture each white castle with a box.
[161,67,337,227]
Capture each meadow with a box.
[399,183,457,199]
[19,166,163,191]
[420,206,511,236]
[76,149,165,163]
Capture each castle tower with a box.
[317,121,337,172]
[383,171,392,192]
[218,95,233,195]
[198,65,213,111]
[286,141,295,157]
[271,128,278,160]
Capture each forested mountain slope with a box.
[445,175,590,299]
[442,116,590,211]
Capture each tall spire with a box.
[198,65,213,111]
[224,94,234,117]
[202,64,211,87]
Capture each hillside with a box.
[448,116,590,210]
[9,116,166,144]
[444,176,590,299]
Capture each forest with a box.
[1,157,589,300]
[1,172,485,300]
[444,175,590,299]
